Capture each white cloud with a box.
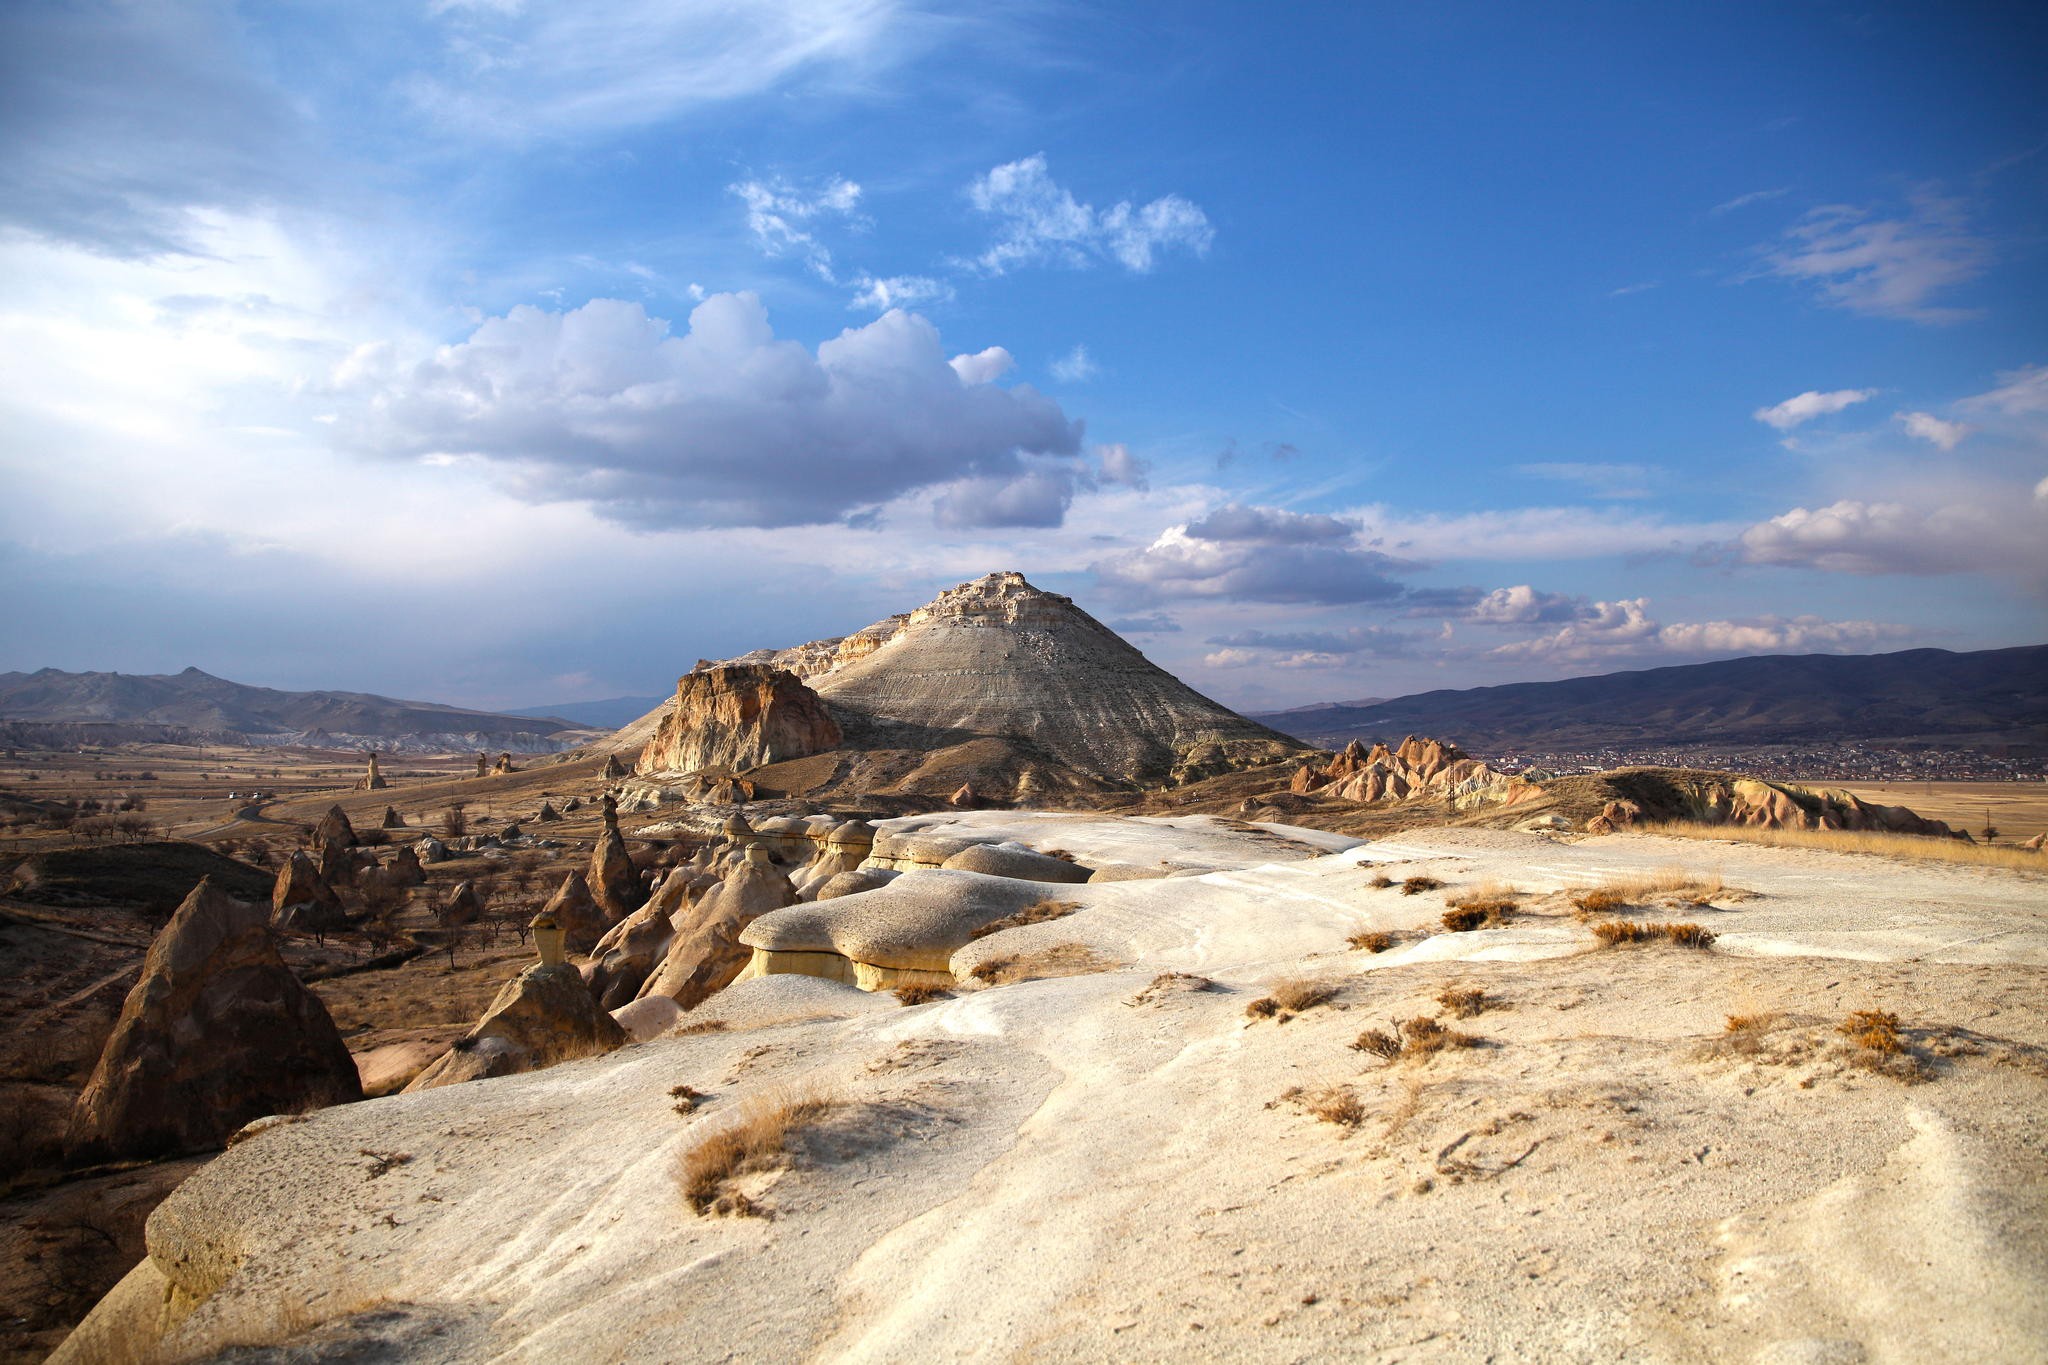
[329,293,1081,529]
[1206,626,1416,657]
[729,174,862,281]
[947,345,1014,385]
[1094,504,1413,605]
[1737,497,2048,578]
[1050,344,1099,382]
[1492,599,1911,663]
[1960,363,2048,417]
[1350,505,1738,562]
[1895,410,1973,451]
[1753,388,1876,431]
[1096,442,1149,491]
[1757,189,1990,323]
[1711,187,1789,215]
[1459,585,1590,626]
[966,154,1213,276]
[849,273,952,311]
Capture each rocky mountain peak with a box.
[904,571,1077,631]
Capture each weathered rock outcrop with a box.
[380,805,404,829]
[639,845,796,1008]
[1291,736,1531,811]
[405,963,626,1091]
[270,849,343,935]
[357,752,387,791]
[537,801,560,822]
[312,804,357,848]
[583,892,678,1009]
[589,802,643,920]
[386,843,427,887]
[67,879,361,1160]
[541,870,609,954]
[442,880,483,927]
[940,842,1092,884]
[635,664,842,776]
[1583,774,1967,838]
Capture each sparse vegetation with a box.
[1589,920,1717,949]
[1400,875,1444,895]
[669,1084,704,1114]
[674,1018,730,1036]
[1568,866,1729,917]
[967,899,1081,940]
[1445,880,1519,915]
[967,943,1115,986]
[1644,821,2045,873]
[1724,1012,1777,1034]
[894,982,948,1005]
[1346,929,1393,953]
[1299,1084,1366,1127]
[1839,1009,1903,1055]
[1439,906,1496,933]
[1368,874,1395,890]
[1352,1015,1480,1063]
[1128,972,1213,1005]
[1245,977,1337,1021]
[679,1089,836,1216]
[1436,987,1488,1018]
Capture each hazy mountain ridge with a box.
[0,667,588,752]
[1251,645,2048,752]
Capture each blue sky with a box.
[1,1,2043,712]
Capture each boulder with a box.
[611,995,683,1043]
[951,782,982,809]
[2022,833,2045,852]
[416,836,450,864]
[493,752,516,775]
[405,963,626,1092]
[639,845,796,1008]
[270,849,343,935]
[500,822,524,842]
[815,868,897,900]
[67,879,362,1161]
[380,806,404,829]
[635,664,842,775]
[312,804,357,849]
[386,843,427,888]
[541,870,609,954]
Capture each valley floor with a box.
[59,827,2048,1364]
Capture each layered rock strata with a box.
[635,665,841,776]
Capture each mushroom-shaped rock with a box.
[270,849,344,934]
[589,821,643,920]
[940,841,1091,884]
[476,752,489,777]
[815,868,898,901]
[638,845,796,1009]
[404,963,626,1091]
[386,843,427,888]
[740,868,1060,989]
[67,879,362,1161]
[442,880,484,927]
[541,870,609,954]
[312,804,357,849]
[721,812,754,843]
[380,806,404,829]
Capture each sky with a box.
[1,1,2044,714]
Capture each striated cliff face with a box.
[635,665,842,776]
[1291,735,1531,810]
[714,615,911,682]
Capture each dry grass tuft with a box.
[1351,1028,1405,1061]
[893,982,949,1006]
[1440,905,1502,933]
[1367,874,1396,890]
[1839,1009,1903,1054]
[1446,880,1520,916]
[1645,821,2045,872]
[669,1083,704,1114]
[1347,929,1394,953]
[1246,977,1338,1021]
[1300,1084,1367,1127]
[1570,887,1632,915]
[675,1018,730,1036]
[1400,875,1445,895]
[1591,919,1717,949]
[1128,971,1213,1006]
[1436,986,1488,1018]
[968,899,1082,940]
[1570,866,1732,917]
[968,943,1116,986]
[679,1089,836,1216]
[1724,1013,1777,1034]
[1351,1015,1480,1063]
[968,957,1009,983]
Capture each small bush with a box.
[1592,920,1716,949]
[1724,1013,1776,1034]
[670,1084,704,1114]
[1351,1028,1404,1061]
[1663,922,1716,948]
[1347,929,1393,953]
[1368,874,1395,890]
[1446,881,1519,916]
[1245,979,1336,1021]
[894,983,948,1006]
[1571,887,1632,915]
[969,956,1012,983]
[1400,875,1444,895]
[1440,907,1490,933]
[1351,1016,1479,1063]
[1129,972,1213,1006]
[679,1090,835,1216]
[1300,1085,1366,1128]
[1436,987,1487,1018]
[1839,1010,1903,1055]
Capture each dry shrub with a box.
[1571,866,1732,917]
[1724,1013,1777,1034]
[1300,1084,1366,1128]
[1591,920,1716,949]
[969,943,1114,986]
[1840,1010,1903,1054]
[1129,972,1213,1006]
[893,982,948,1006]
[1446,880,1519,915]
[1245,978,1336,1021]
[1347,929,1394,953]
[1353,1016,1479,1063]
[1400,875,1444,895]
[1571,887,1632,915]
[674,1018,730,1036]
[1437,987,1487,1018]
[1663,922,1716,948]
[1439,906,1493,933]
[1351,1028,1404,1061]
[968,956,1011,983]
[967,899,1082,940]
[679,1089,835,1216]
[669,1084,704,1114]
[1368,874,1396,890]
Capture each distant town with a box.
[1486,744,2048,784]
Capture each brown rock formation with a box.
[540,870,609,954]
[537,801,561,822]
[270,850,344,936]
[442,880,483,927]
[493,752,516,774]
[380,805,404,829]
[357,752,387,791]
[635,664,842,776]
[1292,736,1526,811]
[639,845,796,1008]
[476,752,489,778]
[404,963,626,1091]
[583,874,689,1009]
[603,753,628,780]
[315,837,357,887]
[312,804,357,848]
[387,844,427,887]
[67,879,361,1160]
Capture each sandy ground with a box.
[1817,780,2048,846]
[55,825,2048,1364]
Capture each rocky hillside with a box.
[1254,644,2048,752]
[0,667,591,753]
[627,572,1312,797]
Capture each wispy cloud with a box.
[1756,189,1990,323]
[966,154,1213,276]
[1517,462,1652,500]
[1711,187,1789,215]
[1050,343,1099,382]
[1490,598,1911,663]
[1895,410,1973,452]
[848,272,952,311]
[1608,281,1660,297]
[729,174,863,281]
[1753,388,1875,431]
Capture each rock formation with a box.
[493,752,516,774]
[315,836,357,887]
[357,752,387,791]
[312,804,357,848]
[583,885,682,1009]
[67,879,361,1160]
[635,664,843,776]
[537,801,560,822]
[270,849,345,936]
[442,880,483,927]
[1583,774,1966,838]
[1290,735,1529,810]
[405,963,626,1091]
[540,870,609,954]
[380,805,404,829]
[639,845,796,1008]
[603,753,629,780]
[476,752,489,778]
[387,844,427,887]
[417,836,449,864]
[588,797,643,920]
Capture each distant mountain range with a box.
[0,667,592,753]
[507,696,668,729]
[1249,645,2048,754]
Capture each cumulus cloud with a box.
[1493,600,1912,663]
[1096,442,1150,490]
[729,175,862,280]
[849,273,952,311]
[966,154,1213,276]
[1753,388,1875,431]
[1094,503,1415,605]
[330,292,1081,529]
[1756,190,1990,323]
[932,459,1081,530]
[1458,585,1592,626]
[1736,497,2048,578]
[1895,411,1973,452]
[1050,344,1099,383]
